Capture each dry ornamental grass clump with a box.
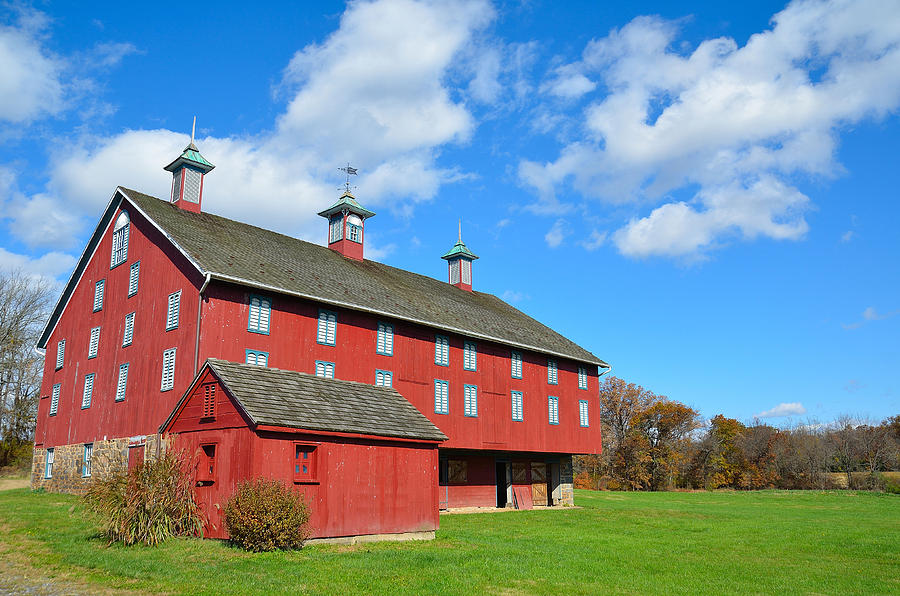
[224,478,310,552]
[82,449,203,546]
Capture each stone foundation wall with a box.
[559,455,574,506]
[31,434,166,494]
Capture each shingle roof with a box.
[201,359,447,441]
[120,187,607,367]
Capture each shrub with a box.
[224,478,310,552]
[83,449,203,546]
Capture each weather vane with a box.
[338,163,358,193]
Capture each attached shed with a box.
[161,359,447,541]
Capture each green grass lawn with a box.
[0,489,897,595]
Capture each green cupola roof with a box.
[441,221,478,260]
[164,141,215,173]
[317,191,376,220]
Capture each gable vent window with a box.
[166,291,181,331]
[435,335,449,366]
[116,363,129,402]
[548,359,558,385]
[376,322,393,356]
[578,366,588,390]
[315,360,335,379]
[93,280,105,312]
[548,396,559,425]
[511,351,522,379]
[375,369,392,387]
[202,384,216,419]
[110,211,129,268]
[464,384,478,417]
[161,347,176,391]
[128,262,140,296]
[511,390,523,422]
[579,400,589,427]
[248,295,272,334]
[317,310,336,345]
[82,444,93,477]
[123,312,135,347]
[50,384,60,416]
[245,349,268,367]
[55,339,65,370]
[88,327,100,359]
[434,380,449,414]
[463,341,477,371]
[82,373,94,409]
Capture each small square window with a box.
[315,360,335,379]
[294,444,318,483]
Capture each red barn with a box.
[31,138,609,539]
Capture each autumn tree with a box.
[0,269,52,470]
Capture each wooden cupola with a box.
[441,222,478,292]
[317,191,376,261]
[164,119,215,213]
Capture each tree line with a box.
[574,376,900,491]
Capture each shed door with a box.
[128,444,144,471]
[531,462,548,506]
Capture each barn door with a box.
[128,444,144,471]
[531,462,548,506]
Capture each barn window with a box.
[548,396,559,425]
[128,262,140,296]
[461,259,471,285]
[463,341,476,371]
[464,384,478,417]
[197,444,216,483]
[245,349,268,367]
[315,360,334,379]
[578,366,588,390]
[511,350,522,379]
[248,295,272,334]
[44,448,54,478]
[161,347,176,391]
[547,359,558,385]
[511,391,523,422]
[55,339,65,370]
[448,459,467,484]
[93,280,105,312]
[376,322,393,355]
[116,363,129,402]
[166,291,181,331]
[183,168,202,203]
[434,335,449,366]
[82,373,94,409]
[375,369,392,387]
[50,384,60,415]
[293,443,317,483]
[434,379,449,414]
[450,259,460,284]
[123,312,135,347]
[579,400,589,427]
[82,444,93,477]
[88,326,100,358]
[329,215,343,243]
[201,384,216,419]
[347,214,363,243]
[317,309,337,345]
[110,211,129,268]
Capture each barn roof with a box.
[120,188,607,366]
[164,359,448,442]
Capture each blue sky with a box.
[1,0,898,425]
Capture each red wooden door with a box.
[128,444,144,471]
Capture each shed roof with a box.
[166,359,447,442]
[120,188,607,366]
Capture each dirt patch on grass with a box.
[0,477,29,491]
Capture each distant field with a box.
[827,471,900,488]
[0,488,897,595]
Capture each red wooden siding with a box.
[197,283,602,455]
[35,204,203,448]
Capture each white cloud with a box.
[5,0,495,249]
[842,305,899,329]
[544,218,569,248]
[580,229,606,251]
[756,402,807,418]
[0,247,76,281]
[840,230,854,242]
[543,66,596,99]
[521,0,900,258]
[0,8,63,123]
[501,289,528,303]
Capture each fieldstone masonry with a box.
[31,433,167,494]
[559,455,574,505]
